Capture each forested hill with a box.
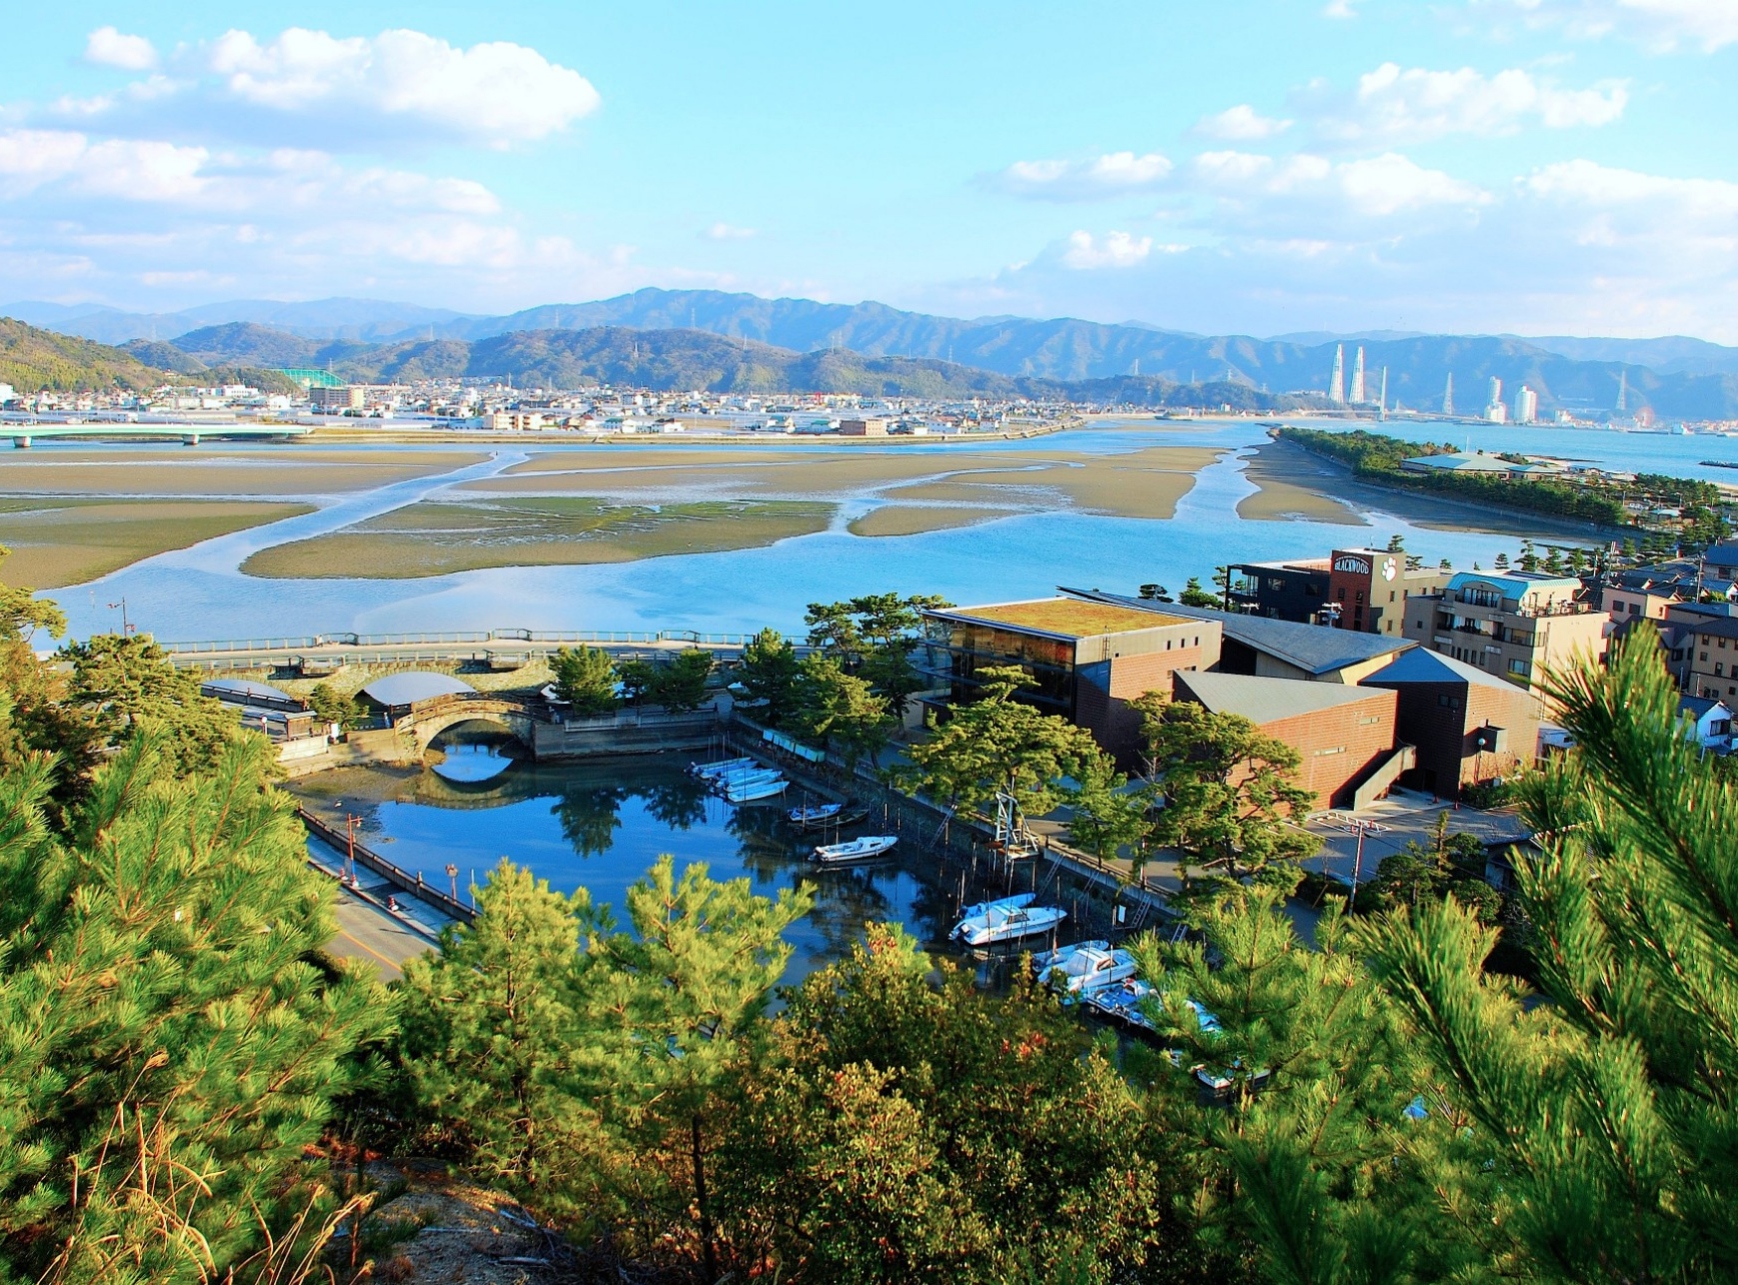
[0,318,169,393]
[159,322,1309,406]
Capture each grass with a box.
[945,599,1184,636]
[0,498,316,587]
[240,496,837,579]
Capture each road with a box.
[327,884,437,981]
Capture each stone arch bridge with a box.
[394,693,545,756]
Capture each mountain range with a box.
[10,287,1738,380]
[5,288,1738,418]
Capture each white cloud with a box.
[0,129,206,201]
[1195,104,1293,141]
[202,27,599,145]
[1474,0,1738,52]
[1313,62,1627,144]
[702,222,756,240]
[996,151,1173,200]
[1324,0,1359,17]
[1060,230,1154,269]
[85,27,158,71]
[1193,148,1487,215]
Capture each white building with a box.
[1514,385,1538,425]
[1485,376,1507,423]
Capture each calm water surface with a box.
[296,743,1085,985]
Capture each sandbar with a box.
[240,497,836,579]
[471,444,1223,520]
[0,448,488,497]
[1236,441,1367,524]
[0,498,316,588]
[847,505,1022,538]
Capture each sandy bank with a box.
[0,448,488,497]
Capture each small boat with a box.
[795,804,870,831]
[789,801,846,825]
[692,756,756,778]
[952,901,1066,947]
[709,768,783,794]
[725,777,789,803]
[812,834,897,865]
[1041,945,1138,995]
[1083,978,1154,1029]
[959,891,1035,921]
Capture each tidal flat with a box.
[0,498,316,587]
[239,496,837,579]
[0,448,490,497]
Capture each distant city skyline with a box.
[2,1,1735,340]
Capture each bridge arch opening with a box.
[427,718,529,783]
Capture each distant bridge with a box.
[0,422,312,448]
[163,627,797,673]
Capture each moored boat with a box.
[812,834,898,865]
[725,776,789,803]
[959,891,1035,921]
[951,901,1065,947]
[1041,945,1137,995]
[789,801,845,824]
[1031,939,1109,974]
[692,756,756,778]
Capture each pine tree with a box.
[1358,627,1738,1281]
[717,924,1224,1284]
[1066,749,1154,876]
[789,653,894,774]
[1132,691,1320,891]
[576,856,811,1276]
[735,627,800,725]
[650,647,714,714]
[900,666,1101,821]
[550,644,618,715]
[0,734,390,1284]
[60,632,238,775]
[1130,888,1459,1284]
[397,859,601,1210]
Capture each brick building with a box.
[1360,648,1545,796]
[921,599,1222,760]
[1171,671,1407,810]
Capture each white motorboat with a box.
[812,835,897,865]
[952,901,1066,947]
[725,776,789,803]
[959,891,1035,921]
[789,801,846,825]
[1031,939,1109,974]
[1042,946,1137,995]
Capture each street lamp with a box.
[106,598,132,634]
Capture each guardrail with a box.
[298,805,476,924]
[163,628,793,653]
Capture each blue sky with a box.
[3,0,1736,339]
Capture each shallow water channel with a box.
[293,732,1124,988]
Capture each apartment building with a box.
[1402,571,1609,686]
[1685,616,1738,702]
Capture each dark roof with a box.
[359,672,474,707]
[1174,670,1393,724]
[1359,647,1517,691]
[201,677,294,703]
[1060,589,1414,676]
[1688,617,1738,640]
[1681,695,1731,719]
[1704,543,1738,571]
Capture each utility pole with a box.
[1347,818,1378,900]
[106,598,131,635]
[344,813,363,885]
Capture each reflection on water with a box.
[295,747,1083,986]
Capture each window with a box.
[1628,603,1640,615]
[1389,591,1396,603]
[1359,715,1379,726]
[1313,746,1346,756]
[1166,639,1172,650]
[1337,587,1346,601]
[1719,663,1726,677]
[1509,658,1531,676]
[1355,590,1365,605]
